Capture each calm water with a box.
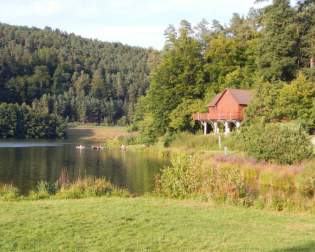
[0,141,167,195]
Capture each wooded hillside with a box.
[0,23,156,124]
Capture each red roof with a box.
[208,88,253,107]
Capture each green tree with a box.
[277,73,315,131]
[169,99,204,132]
[144,20,206,135]
[245,79,282,122]
[257,0,298,81]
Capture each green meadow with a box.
[1,197,315,252]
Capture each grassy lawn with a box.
[1,197,315,251]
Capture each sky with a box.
[0,0,279,49]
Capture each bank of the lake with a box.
[1,196,315,251]
[66,125,137,142]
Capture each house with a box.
[192,88,253,135]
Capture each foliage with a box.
[137,112,160,144]
[257,0,298,81]
[135,0,315,142]
[245,73,315,133]
[0,23,154,124]
[237,122,313,164]
[245,80,282,122]
[277,74,315,131]
[169,99,204,132]
[137,21,207,137]
[204,34,257,90]
[0,103,66,139]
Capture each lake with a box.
[0,141,168,195]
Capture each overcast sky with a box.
[0,0,278,49]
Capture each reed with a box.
[57,168,69,187]
[156,153,315,211]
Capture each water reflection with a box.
[0,141,167,195]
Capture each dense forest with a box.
[134,0,315,143]
[0,23,155,126]
[0,0,315,140]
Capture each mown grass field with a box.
[1,197,315,251]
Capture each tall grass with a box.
[55,177,129,199]
[0,184,20,201]
[168,132,238,152]
[156,153,315,211]
[0,177,129,201]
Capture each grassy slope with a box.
[66,126,136,142]
[1,197,315,251]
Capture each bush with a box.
[238,122,313,164]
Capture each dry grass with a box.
[66,126,137,142]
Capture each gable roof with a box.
[207,88,253,107]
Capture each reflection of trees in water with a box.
[0,146,65,194]
[0,144,168,195]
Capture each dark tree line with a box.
[0,23,156,125]
[0,103,66,139]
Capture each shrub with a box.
[238,122,313,164]
[0,184,20,200]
